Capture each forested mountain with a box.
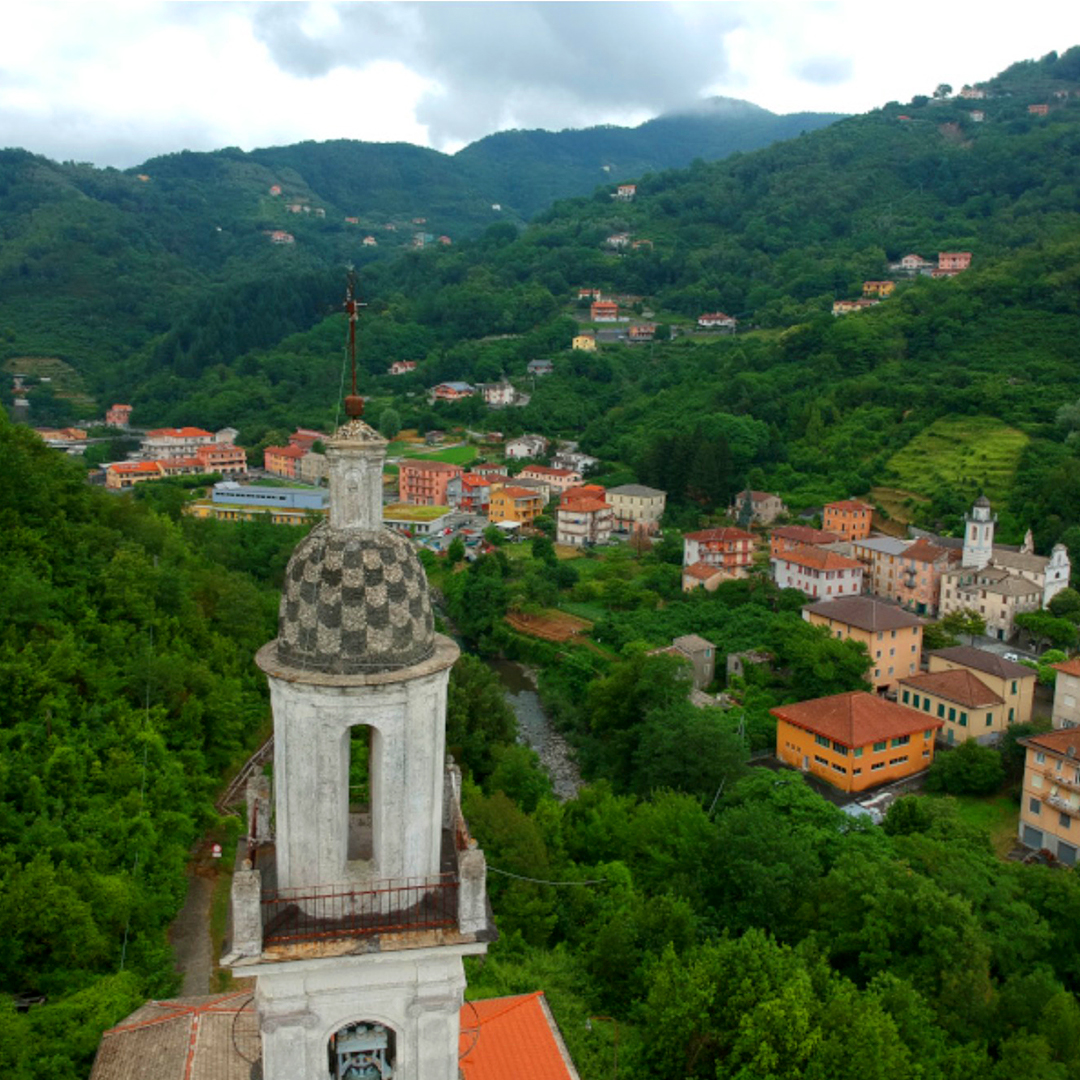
[0,97,839,378]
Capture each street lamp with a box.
[585,1015,618,1079]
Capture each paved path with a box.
[169,865,215,996]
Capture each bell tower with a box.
[962,495,996,570]
[224,283,492,1080]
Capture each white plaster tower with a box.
[962,494,996,569]
[224,302,492,1079]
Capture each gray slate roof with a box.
[803,596,925,631]
[608,484,665,497]
[929,646,1037,680]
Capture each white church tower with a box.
[224,400,492,1079]
[962,495,996,569]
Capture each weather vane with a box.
[343,268,366,418]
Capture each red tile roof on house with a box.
[523,466,576,478]
[461,474,490,489]
[565,484,606,498]
[145,427,213,438]
[901,537,960,565]
[460,993,579,1080]
[1020,728,1080,758]
[559,496,608,513]
[772,691,941,748]
[1053,658,1080,678]
[686,527,755,542]
[500,486,542,500]
[109,461,163,475]
[265,444,306,460]
[684,561,723,580]
[773,526,842,546]
[899,669,1003,708]
[825,499,874,512]
[779,544,863,571]
[737,489,775,502]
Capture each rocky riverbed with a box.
[487,659,582,801]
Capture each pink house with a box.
[519,465,582,493]
[106,403,133,428]
[389,361,417,375]
[888,537,961,617]
[591,300,619,322]
[938,252,972,272]
[683,527,756,578]
[398,460,463,506]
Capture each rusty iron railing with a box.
[261,875,458,946]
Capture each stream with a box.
[487,659,582,801]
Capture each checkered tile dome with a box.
[276,521,435,674]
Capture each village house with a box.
[572,333,597,351]
[1017,728,1080,865]
[862,281,896,298]
[772,544,864,600]
[682,562,727,593]
[937,251,973,274]
[142,426,215,460]
[591,300,619,322]
[106,403,132,428]
[389,360,417,375]
[445,473,493,514]
[823,499,875,540]
[344,216,359,224]
[927,646,1036,726]
[1029,103,1050,116]
[481,381,518,408]
[432,381,476,401]
[683,527,756,579]
[939,566,1042,640]
[263,444,306,480]
[556,485,612,547]
[852,535,912,595]
[697,312,737,331]
[959,86,986,99]
[660,634,717,690]
[893,253,934,273]
[605,233,631,250]
[614,183,637,200]
[268,230,295,244]
[770,526,842,559]
[195,442,247,476]
[527,358,554,376]
[898,668,1007,745]
[1052,658,1080,730]
[288,428,328,452]
[299,452,327,485]
[362,235,378,246]
[577,287,603,300]
[398,459,464,506]
[489,485,544,527]
[607,483,667,534]
[628,324,655,342]
[803,596,924,694]
[438,236,452,246]
[520,464,582,493]
[832,299,880,315]
[732,489,788,525]
[35,427,87,445]
[505,475,554,502]
[473,462,509,480]
[631,239,653,251]
[970,110,986,122]
[105,460,165,489]
[887,536,961,616]
[269,184,282,195]
[505,434,549,460]
[774,691,940,793]
[552,450,599,473]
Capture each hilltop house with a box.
[106,403,133,428]
[628,324,655,342]
[774,692,940,793]
[803,597,924,694]
[605,233,631,250]
[432,381,475,401]
[505,434,549,460]
[682,562,727,593]
[142,426,215,460]
[527,358,554,376]
[732,489,787,525]
[936,251,972,274]
[572,334,597,351]
[389,360,417,375]
[697,312,737,331]
[106,461,165,490]
[862,281,896,298]
[520,464,582,493]
[591,300,619,322]
[657,634,717,690]
[1029,103,1050,116]
[614,183,636,200]
[481,381,519,408]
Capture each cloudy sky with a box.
[3,2,1079,168]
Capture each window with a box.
[902,690,910,704]
[873,741,887,753]
[1036,751,1046,765]
[913,694,921,708]
[891,735,910,748]
[959,712,968,727]
[815,734,830,748]
[948,707,956,722]
[1009,707,1015,723]
[831,762,847,774]
[937,703,945,718]
[832,741,849,755]
[854,747,863,758]
[1029,798,1041,814]
[986,713,993,727]
[890,755,909,765]
[1060,813,1072,831]
[814,754,829,767]
[924,730,933,740]
[923,749,930,757]
[853,768,862,776]
[871,761,886,771]
[1012,680,1018,694]
[924,699,931,713]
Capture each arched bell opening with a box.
[346,724,380,877]
[328,1019,396,1079]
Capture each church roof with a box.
[91,992,580,1080]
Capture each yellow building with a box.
[774,691,940,793]
[489,485,544,526]
[1018,728,1080,866]
[898,669,1004,745]
[572,334,597,351]
[186,500,324,526]
[927,646,1035,726]
[802,597,923,694]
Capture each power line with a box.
[486,865,608,887]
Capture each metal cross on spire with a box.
[343,269,366,418]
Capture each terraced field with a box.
[883,417,1029,505]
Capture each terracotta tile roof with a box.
[776,544,863,571]
[901,537,959,565]
[772,692,941,748]
[565,484,606,498]
[1020,728,1080,758]
[109,461,163,474]
[500,486,542,499]
[684,561,722,580]
[899,669,1003,708]
[772,526,842,545]
[145,427,213,438]
[686,527,755,543]
[265,444,306,460]
[929,646,1037,680]
[1053,658,1080,678]
[825,499,874,511]
[559,497,609,513]
[803,596,925,631]
[737,489,776,501]
[460,993,580,1080]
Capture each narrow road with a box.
[169,863,215,996]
